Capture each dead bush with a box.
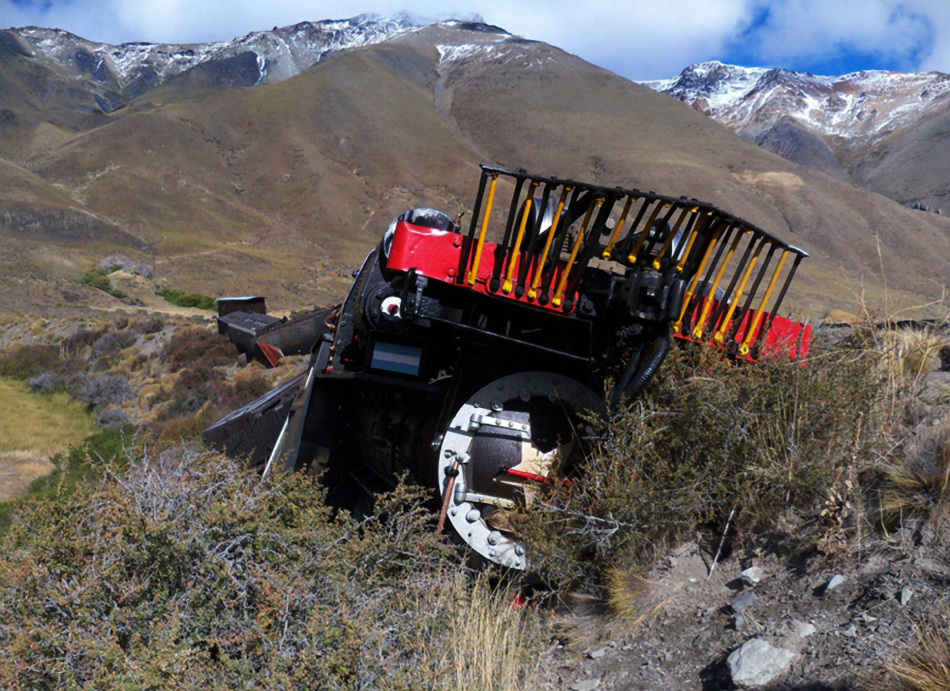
[90,328,137,359]
[877,616,950,691]
[160,325,234,370]
[72,373,134,408]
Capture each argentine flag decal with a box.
[371,342,423,376]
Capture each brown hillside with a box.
[1,23,948,316]
[425,28,950,314]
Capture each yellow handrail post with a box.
[602,195,635,260]
[652,206,697,270]
[553,197,601,307]
[627,201,669,264]
[467,174,499,285]
[527,185,571,300]
[692,228,746,340]
[502,180,538,294]
[674,220,725,333]
[739,250,789,356]
[714,241,763,345]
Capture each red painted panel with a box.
[674,296,811,362]
[387,222,578,313]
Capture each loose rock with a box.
[826,574,846,592]
[569,680,600,691]
[728,638,797,687]
[742,566,765,586]
[732,591,759,612]
[795,621,817,638]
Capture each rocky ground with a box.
[533,321,950,690]
[539,339,950,690]
[540,524,950,690]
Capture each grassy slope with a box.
[0,378,96,500]
[0,378,95,454]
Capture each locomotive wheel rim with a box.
[437,371,601,570]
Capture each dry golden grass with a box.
[0,451,56,502]
[606,567,674,627]
[881,328,950,386]
[883,413,950,526]
[0,379,96,455]
[881,622,950,690]
[448,577,542,691]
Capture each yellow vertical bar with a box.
[602,195,635,260]
[714,242,763,344]
[502,180,538,293]
[553,197,601,307]
[652,206,697,270]
[528,185,571,300]
[628,201,669,264]
[739,250,789,356]
[692,229,746,340]
[673,220,725,332]
[675,210,712,274]
[467,174,499,286]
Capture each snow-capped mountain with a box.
[645,61,950,147]
[7,15,509,108]
[645,61,950,213]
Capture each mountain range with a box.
[1,17,949,317]
[646,61,950,217]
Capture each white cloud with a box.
[733,0,935,73]
[3,0,950,78]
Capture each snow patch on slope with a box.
[646,61,950,144]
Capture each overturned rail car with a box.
[204,165,812,569]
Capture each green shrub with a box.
[77,268,125,299]
[0,344,61,380]
[0,450,546,688]
[512,343,883,588]
[158,286,216,310]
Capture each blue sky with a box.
[3,0,950,80]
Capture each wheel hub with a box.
[437,371,601,569]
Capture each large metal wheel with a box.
[437,371,602,569]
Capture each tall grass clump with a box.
[0,447,546,688]
[512,342,883,588]
[881,404,950,528]
[878,618,950,691]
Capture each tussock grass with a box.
[880,621,950,691]
[448,578,544,690]
[879,326,950,388]
[882,412,950,527]
[606,569,672,627]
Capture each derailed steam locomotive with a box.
[204,165,812,569]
